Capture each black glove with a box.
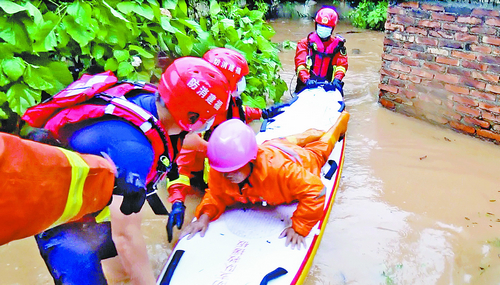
[331,78,344,94]
[114,172,147,215]
[167,201,186,242]
[262,103,286,119]
[305,79,317,88]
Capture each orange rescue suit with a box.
[0,133,115,245]
[195,129,331,237]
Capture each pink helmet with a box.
[157,57,232,132]
[207,119,258,172]
[203,48,249,91]
[315,7,338,28]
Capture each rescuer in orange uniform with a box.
[0,132,115,246]
[166,48,287,239]
[180,111,350,249]
[295,7,348,94]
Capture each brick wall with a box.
[379,1,500,144]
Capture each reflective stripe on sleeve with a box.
[51,147,90,227]
[166,174,190,189]
[335,66,346,74]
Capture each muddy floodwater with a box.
[2,18,500,285]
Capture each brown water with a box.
[2,19,500,285]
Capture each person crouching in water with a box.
[180,111,350,249]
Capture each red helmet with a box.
[158,57,231,132]
[315,7,338,28]
[203,48,249,91]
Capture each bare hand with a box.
[179,214,210,240]
[279,227,307,250]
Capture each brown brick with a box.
[448,66,472,77]
[413,51,435,61]
[457,16,482,25]
[379,83,399,93]
[385,22,405,32]
[488,64,500,73]
[445,109,463,120]
[401,2,419,8]
[439,39,463,50]
[409,74,422,84]
[470,90,497,101]
[406,26,427,36]
[429,30,453,39]
[483,111,500,124]
[435,73,460,84]
[382,53,399,61]
[451,50,476,60]
[416,36,438,46]
[462,60,488,71]
[455,33,479,42]
[432,12,455,21]
[472,8,500,17]
[485,18,500,27]
[411,67,434,79]
[388,78,406,87]
[477,129,500,142]
[483,36,500,46]
[446,84,470,95]
[384,38,400,47]
[442,23,468,32]
[395,15,416,25]
[471,71,500,83]
[423,62,446,72]
[418,20,441,29]
[479,101,500,113]
[471,44,492,54]
[392,48,412,56]
[450,121,476,134]
[455,103,481,117]
[485,84,500,94]
[390,62,411,73]
[436,56,459,66]
[462,78,486,90]
[401,57,420,67]
[422,3,444,11]
[379,97,396,109]
[387,6,405,15]
[464,116,491,129]
[453,95,478,106]
[470,26,497,35]
[380,68,400,78]
[477,54,500,65]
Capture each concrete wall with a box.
[379,1,500,144]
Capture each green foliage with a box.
[0,0,285,128]
[348,0,388,31]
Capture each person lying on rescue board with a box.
[180,111,350,249]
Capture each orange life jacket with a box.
[0,133,115,245]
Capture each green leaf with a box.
[261,24,275,40]
[116,1,136,15]
[221,19,235,29]
[209,0,220,16]
[114,50,130,62]
[163,0,178,10]
[2,57,26,81]
[6,84,40,115]
[0,19,30,50]
[129,45,154,59]
[0,69,10,87]
[175,31,192,55]
[46,62,73,93]
[24,65,55,91]
[66,1,92,25]
[103,0,129,22]
[117,61,134,78]
[177,0,187,17]
[62,16,96,47]
[24,2,43,25]
[241,93,265,109]
[248,10,264,21]
[177,18,204,35]
[0,106,6,119]
[92,44,106,60]
[0,1,26,14]
[135,3,154,20]
[160,17,180,33]
[0,91,6,105]
[105,58,118,71]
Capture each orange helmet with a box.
[157,57,231,132]
[203,48,249,91]
[315,7,338,28]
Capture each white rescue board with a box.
[158,86,346,285]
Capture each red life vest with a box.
[307,32,345,81]
[22,71,173,191]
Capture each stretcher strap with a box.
[51,148,90,227]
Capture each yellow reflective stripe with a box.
[51,147,90,227]
[166,174,190,189]
[203,158,210,183]
[296,65,307,75]
[95,206,110,223]
[335,66,346,74]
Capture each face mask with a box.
[316,24,333,39]
[233,77,246,98]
